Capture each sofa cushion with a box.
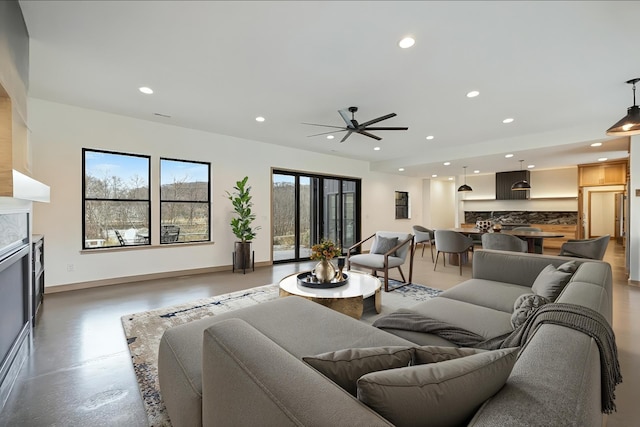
[412,345,487,364]
[439,279,531,313]
[303,346,413,396]
[510,293,550,329]
[357,347,519,427]
[371,236,398,255]
[532,261,577,301]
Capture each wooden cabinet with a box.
[579,161,627,187]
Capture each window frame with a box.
[395,191,410,219]
[159,157,212,245]
[82,148,151,249]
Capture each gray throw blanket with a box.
[372,303,622,414]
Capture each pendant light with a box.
[511,160,531,191]
[457,166,473,192]
[606,78,640,136]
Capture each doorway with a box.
[271,170,361,263]
[587,190,622,239]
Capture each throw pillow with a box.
[511,293,550,329]
[412,345,487,365]
[371,236,398,256]
[302,346,413,396]
[357,347,519,427]
[531,261,577,301]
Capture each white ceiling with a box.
[18,0,638,179]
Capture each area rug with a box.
[121,280,442,426]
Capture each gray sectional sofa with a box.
[158,249,613,426]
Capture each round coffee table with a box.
[278,270,382,319]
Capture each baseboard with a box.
[44,261,273,293]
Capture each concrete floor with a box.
[0,243,637,426]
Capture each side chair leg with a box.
[459,253,463,275]
[434,252,439,270]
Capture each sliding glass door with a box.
[272,170,360,263]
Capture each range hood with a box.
[5,169,50,203]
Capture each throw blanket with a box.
[373,303,622,414]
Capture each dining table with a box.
[448,228,565,254]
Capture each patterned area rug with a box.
[120,280,442,426]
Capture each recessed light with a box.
[398,37,415,49]
[591,142,603,147]
[326,135,334,140]
[139,86,153,94]
[448,177,454,181]
[598,157,608,162]
[505,154,514,158]
[426,135,434,140]
[503,118,514,124]
[528,164,535,169]
[398,168,405,172]
[443,162,451,166]
[431,174,438,178]
[474,170,480,174]
[374,146,381,151]
[466,90,480,98]
[255,116,265,122]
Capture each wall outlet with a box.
[67,264,74,272]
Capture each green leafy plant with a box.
[226,176,261,242]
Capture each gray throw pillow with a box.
[412,345,487,365]
[531,261,577,301]
[371,236,398,256]
[511,293,550,329]
[357,347,519,427]
[303,346,413,396]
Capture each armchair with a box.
[412,225,435,262]
[559,234,610,260]
[347,231,414,292]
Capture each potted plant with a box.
[226,176,261,271]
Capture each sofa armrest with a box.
[202,318,393,427]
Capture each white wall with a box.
[589,192,615,237]
[429,180,456,228]
[29,99,422,288]
[629,135,640,281]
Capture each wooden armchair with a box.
[347,231,414,292]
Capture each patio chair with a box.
[161,225,181,243]
[412,225,435,262]
[347,231,414,292]
[559,234,610,260]
[481,232,528,253]
[433,230,474,275]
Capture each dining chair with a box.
[559,234,610,260]
[512,226,543,253]
[433,230,474,275]
[412,225,435,262]
[347,231,414,292]
[481,233,528,253]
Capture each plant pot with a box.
[234,241,252,270]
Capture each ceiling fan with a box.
[303,106,408,143]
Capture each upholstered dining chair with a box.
[412,225,435,262]
[559,234,610,260]
[433,230,474,275]
[347,231,414,292]
[481,233,528,253]
[512,226,543,253]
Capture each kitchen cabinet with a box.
[579,161,627,187]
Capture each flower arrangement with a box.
[310,239,342,261]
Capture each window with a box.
[83,149,150,249]
[160,158,211,244]
[395,191,409,219]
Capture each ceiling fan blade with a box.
[360,113,397,127]
[357,130,382,141]
[338,109,355,128]
[307,129,348,137]
[301,122,348,130]
[363,126,409,131]
[340,130,354,143]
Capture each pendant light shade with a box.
[511,160,531,191]
[457,166,473,192]
[606,78,640,136]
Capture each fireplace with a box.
[0,212,30,409]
